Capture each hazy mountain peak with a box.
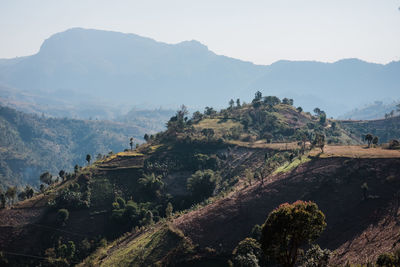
[176,40,209,51]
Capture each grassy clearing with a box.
[226,140,300,150]
[194,118,241,133]
[309,145,400,158]
[81,224,193,267]
[274,156,311,174]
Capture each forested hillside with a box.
[0,106,149,188]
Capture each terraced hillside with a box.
[1,96,400,266]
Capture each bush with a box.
[187,169,219,202]
[116,197,126,209]
[50,188,89,209]
[250,224,262,242]
[57,209,69,225]
[389,139,400,149]
[232,238,262,267]
[376,253,396,266]
[301,244,331,267]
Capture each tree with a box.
[260,201,326,267]
[229,99,235,109]
[144,134,149,142]
[301,244,331,267]
[187,169,219,201]
[59,170,66,181]
[18,191,26,201]
[201,128,215,141]
[282,98,290,105]
[296,107,303,113]
[254,91,262,102]
[319,113,326,125]
[372,136,379,146]
[57,208,70,225]
[263,96,281,106]
[165,202,173,218]
[74,164,79,174]
[364,133,373,148]
[130,137,134,150]
[25,186,34,199]
[138,173,164,199]
[0,191,5,208]
[40,171,53,185]
[236,98,241,108]
[232,238,262,267]
[252,91,263,108]
[5,186,17,205]
[86,154,91,165]
[313,133,325,153]
[313,108,322,116]
[192,111,203,121]
[167,105,189,132]
[204,106,217,116]
[143,210,154,225]
[245,169,254,186]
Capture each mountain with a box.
[0,28,399,117]
[0,105,150,188]
[338,100,400,120]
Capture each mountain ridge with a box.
[0,28,399,117]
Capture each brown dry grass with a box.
[310,145,400,158]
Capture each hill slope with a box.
[0,105,148,188]
[0,28,399,116]
[1,99,400,266]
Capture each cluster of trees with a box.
[110,196,173,233]
[250,91,294,109]
[0,185,35,208]
[44,236,108,266]
[231,201,329,267]
[364,133,379,148]
[384,103,400,119]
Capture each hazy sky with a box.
[0,0,399,65]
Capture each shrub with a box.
[57,209,69,225]
[232,238,262,267]
[187,169,219,202]
[50,188,89,209]
[301,244,331,267]
[116,197,126,209]
[376,253,396,266]
[250,224,262,242]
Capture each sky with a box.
[0,0,399,65]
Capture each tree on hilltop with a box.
[229,99,235,109]
[40,172,53,185]
[5,186,17,205]
[130,137,134,150]
[236,98,241,107]
[86,154,91,165]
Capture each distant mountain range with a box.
[0,28,399,117]
[338,100,400,120]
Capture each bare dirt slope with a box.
[173,157,400,264]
